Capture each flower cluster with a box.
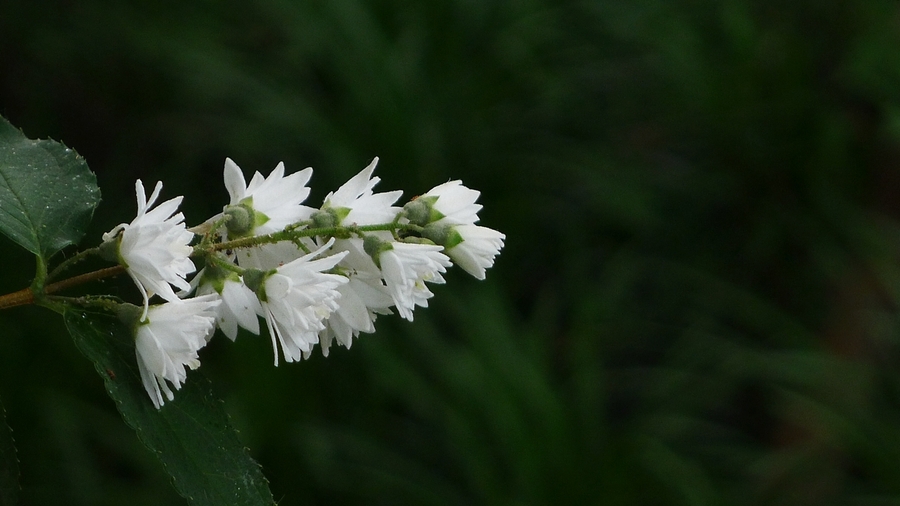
[101,157,504,408]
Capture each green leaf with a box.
[0,116,101,260]
[63,309,274,506]
[0,397,19,506]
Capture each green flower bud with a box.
[421,223,464,249]
[198,260,236,294]
[224,203,256,238]
[400,236,437,246]
[402,196,441,226]
[242,268,270,301]
[363,235,393,267]
[117,302,145,327]
[98,235,125,265]
[310,209,337,229]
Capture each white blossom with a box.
[258,242,349,364]
[196,273,262,341]
[443,224,506,280]
[378,242,451,321]
[321,157,403,226]
[317,238,394,356]
[134,295,220,409]
[423,180,483,225]
[102,180,195,319]
[233,240,310,271]
[223,157,315,236]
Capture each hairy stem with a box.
[47,247,101,282]
[0,220,418,311]
[199,221,421,254]
[0,266,125,310]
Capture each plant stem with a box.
[47,247,100,282]
[0,266,124,310]
[198,222,421,254]
[0,220,418,311]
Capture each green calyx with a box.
[98,235,126,266]
[400,236,437,246]
[422,223,464,249]
[199,260,238,294]
[117,302,145,328]
[363,235,393,268]
[224,199,270,238]
[242,268,271,301]
[224,203,254,237]
[402,196,442,226]
[310,207,350,230]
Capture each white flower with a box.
[196,272,263,341]
[317,238,394,356]
[321,157,403,226]
[134,294,220,409]
[423,180,483,225]
[103,180,195,319]
[233,240,310,271]
[223,158,315,236]
[257,241,349,365]
[318,276,393,356]
[377,242,451,321]
[443,225,506,280]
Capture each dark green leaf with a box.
[0,116,101,260]
[0,397,19,506]
[64,309,274,506]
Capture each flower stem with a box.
[199,222,421,254]
[47,247,101,282]
[0,265,125,310]
[0,221,418,311]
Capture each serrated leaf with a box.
[64,309,274,506]
[0,116,101,260]
[0,397,19,506]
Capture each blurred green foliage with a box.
[3,0,900,504]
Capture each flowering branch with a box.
[0,155,505,410]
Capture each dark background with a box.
[3,1,900,504]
